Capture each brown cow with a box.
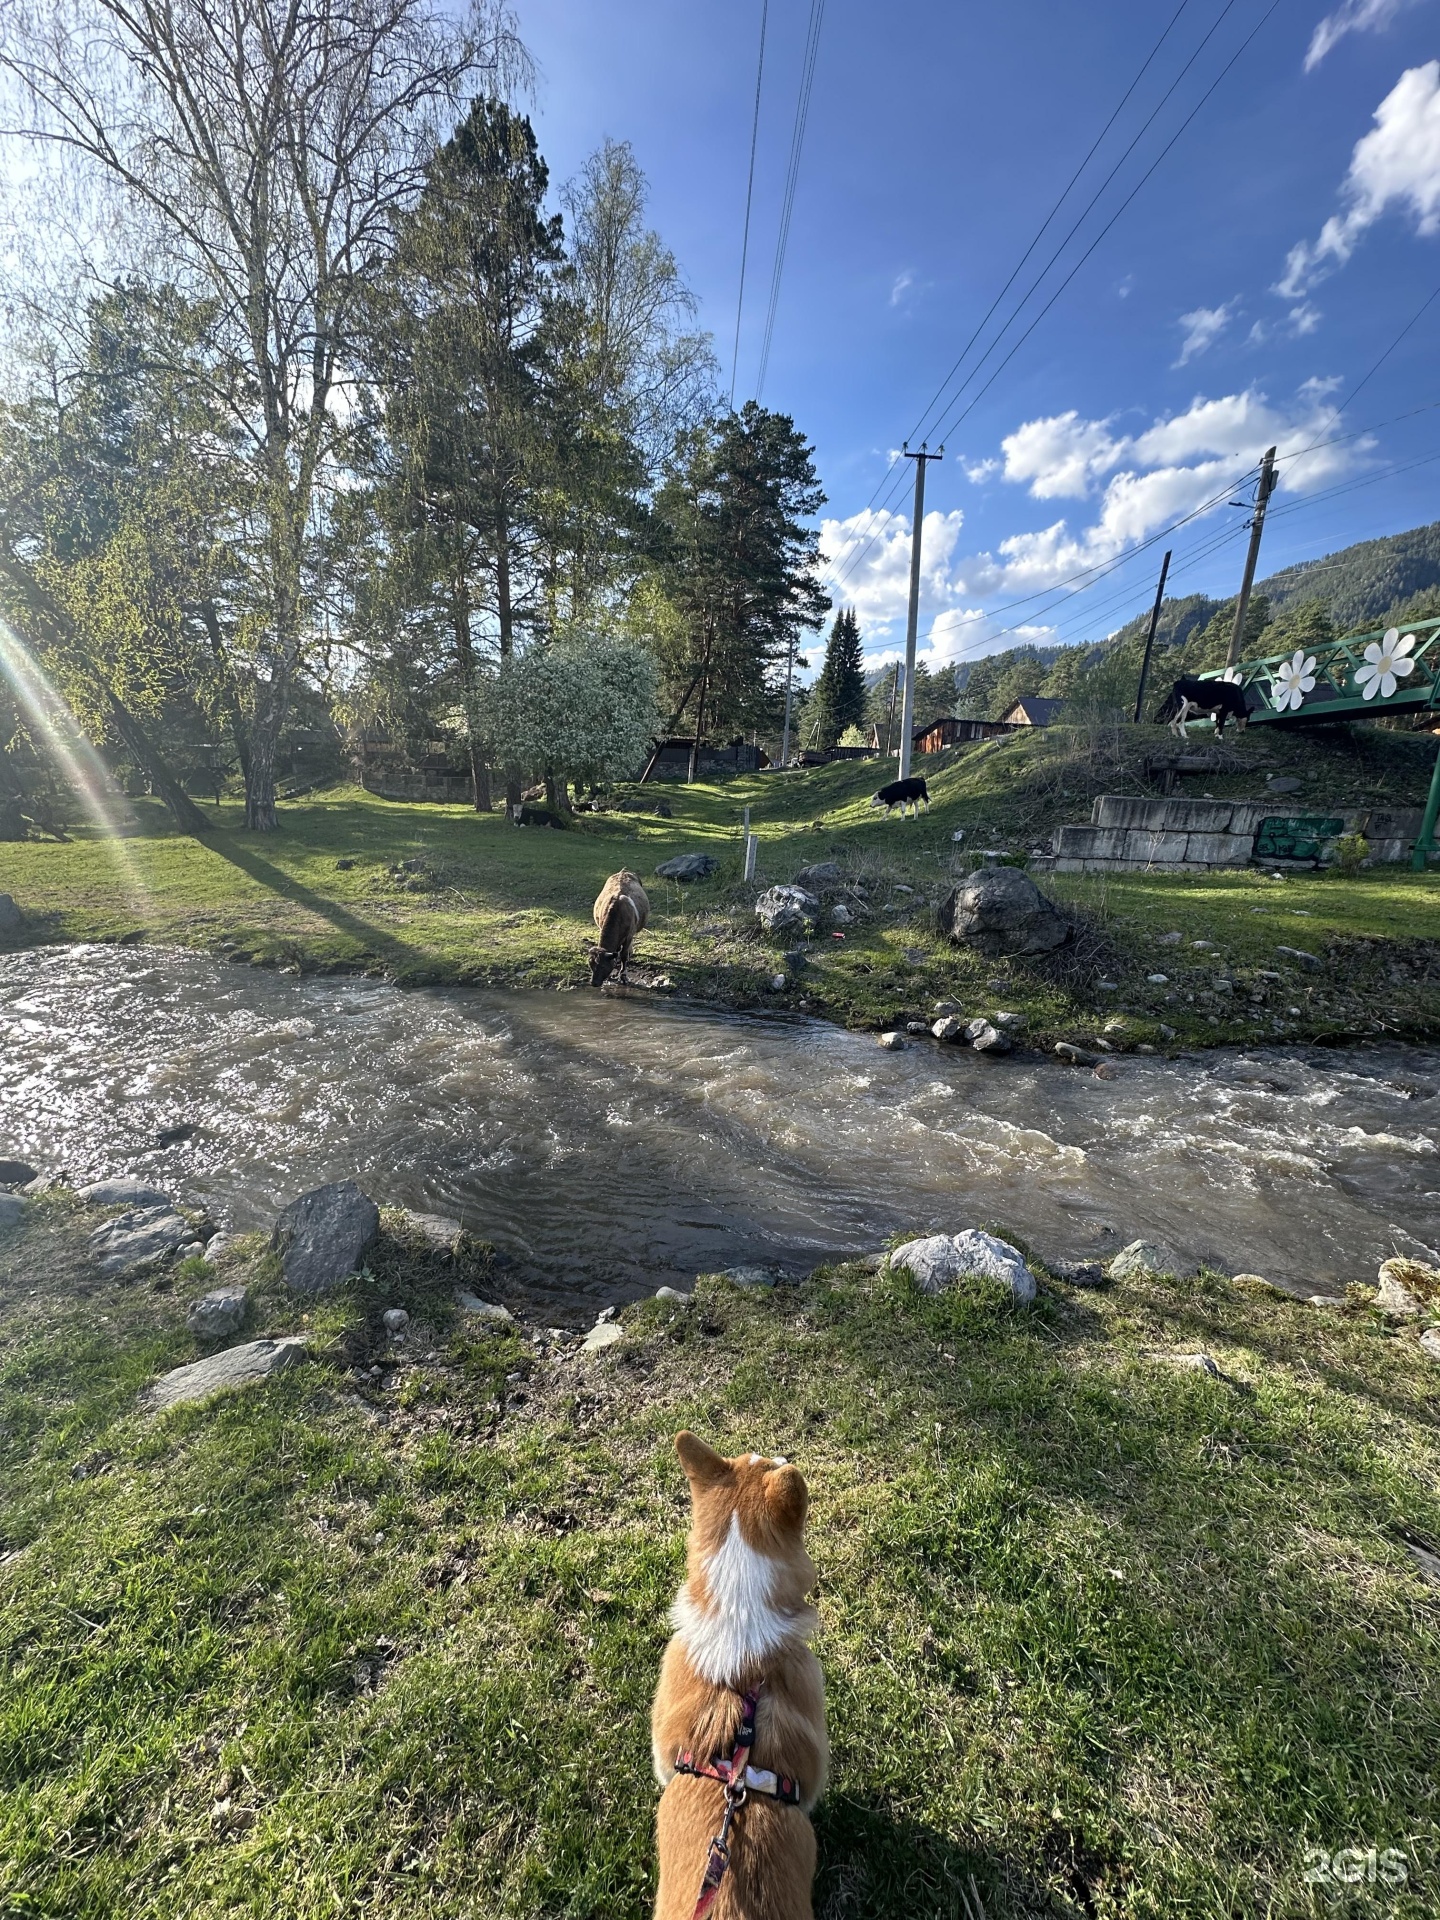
[589,870,650,986]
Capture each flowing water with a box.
[3,944,1439,1318]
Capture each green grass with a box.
[1,721,1438,1048]
[2,1196,1438,1916]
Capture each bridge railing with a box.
[1200,614,1440,722]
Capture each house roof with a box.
[1002,696,1064,725]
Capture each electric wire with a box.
[755,0,826,401]
[729,0,770,410]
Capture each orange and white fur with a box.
[651,1432,827,1920]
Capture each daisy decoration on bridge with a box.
[1355,628,1417,700]
[1270,649,1317,713]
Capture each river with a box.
[2,944,1437,1316]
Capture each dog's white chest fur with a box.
[671,1513,794,1686]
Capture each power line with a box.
[729,0,770,410]
[755,0,826,401]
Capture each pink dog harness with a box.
[675,1684,801,1919]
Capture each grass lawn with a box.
[0,722,1437,1049]
[2,1196,1438,1917]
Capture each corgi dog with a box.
[651,1432,827,1920]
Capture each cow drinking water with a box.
[589,870,650,986]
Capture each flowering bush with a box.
[487,637,659,790]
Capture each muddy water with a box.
[2,944,1438,1316]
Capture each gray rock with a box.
[1055,1260,1106,1288]
[905,1021,929,1035]
[0,894,23,936]
[1160,1351,1224,1378]
[1266,775,1303,794]
[1374,1269,1424,1319]
[1108,1239,1183,1282]
[382,1307,410,1334]
[1274,945,1320,967]
[992,1011,1027,1032]
[186,1286,248,1339]
[889,1230,1036,1303]
[932,1015,965,1042]
[89,1207,192,1277]
[202,1231,232,1261]
[933,999,962,1014]
[76,1179,175,1209]
[794,861,842,888]
[178,1241,205,1260]
[456,1290,512,1321]
[766,973,787,991]
[1156,931,1183,946]
[829,902,853,925]
[655,1285,690,1302]
[756,885,818,935]
[0,1159,37,1188]
[1420,1328,1440,1362]
[143,1336,308,1412]
[272,1180,379,1295]
[1054,1042,1099,1065]
[783,948,809,972]
[0,1192,23,1232]
[580,1320,624,1353]
[877,1031,906,1050]
[970,1023,1013,1055]
[655,852,719,882]
[399,1209,465,1254]
[938,867,1070,958]
[720,1264,779,1289]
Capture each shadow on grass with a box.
[199,829,423,974]
[815,1795,1002,1919]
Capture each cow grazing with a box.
[589,870,650,986]
[1155,676,1250,738]
[871,775,930,818]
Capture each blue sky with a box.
[520,0,1440,673]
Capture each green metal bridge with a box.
[1199,614,1440,726]
[1195,613,1440,868]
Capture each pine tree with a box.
[809,608,867,745]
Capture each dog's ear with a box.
[675,1430,731,1488]
[764,1463,808,1529]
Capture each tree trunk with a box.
[452,581,491,812]
[197,600,252,791]
[496,507,521,818]
[102,688,212,834]
[244,489,304,832]
[543,767,570,813]
[688,627,712,784]
[244,670,287,831]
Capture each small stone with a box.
[1162,1352,1224,1377]
[795,862,842,888]
[1158,1024,1177,1040]
[767,974,787,991]
[1147,973,1169,985]
[932,1015,965,1042]
[1055,1260,1105,1288]
[76,1179,175,1209]
[178,1241,204,1260]
[933,998,961,1014]
[580,1320,624,1353]
[783,948,808,973]
[720,1265,778,1289]
[1266,775,1303,794]
[1054,1042,1098,1065]
[186,1286,248,1339]
[0,1159,38,1188]
[877,1031,906,1049]
[455,1290,513,1321]
[654,1286,689,1302]
[1136,1043,1156,1054]
[143,1337,308,1411]
[1109,1239,1184,1282]
[1275,945,1320,967]
[970,1023,1012,1054]
[755,885,818,935]
[829,903,853,925]
[1156,932,1182,946]
[382,1308,410,1334]
[0,1193,24,1232]
[655,853,719,882]
[335,857,356,870]
[991,1011,1026,1031]
[1374,1262,1428,1319]
[399,1209,465,1254]
[889,1229,1036,1304]
[905,1020,929,1035]
[89,1207,192,1277]
[1419,1328,1440,1362]
[1231,1273,1279,1292]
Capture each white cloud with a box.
[819,506,967,640]
[1305,0,1420,72]
[963,456,999,484]
[1174,299,1238,367]
[1000,410,1121,500]
[1288,301,1323,334]
[890,270,915,307]
[1279,61,1440,296]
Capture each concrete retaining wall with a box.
[1050,795,1423,873]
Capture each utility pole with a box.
[897,443,944,782]
[1133,549,1172,724]
[1225,446,1277,668]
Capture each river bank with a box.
[2,1180,1438,1918]
[1,743,1438,1053]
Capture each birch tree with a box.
[0,0,526,829]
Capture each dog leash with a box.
[678,1683,800,1919]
